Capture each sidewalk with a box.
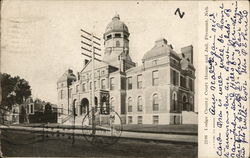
[0,125,197,144]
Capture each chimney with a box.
[181,45,193,64]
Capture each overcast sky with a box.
[1,1,199,104]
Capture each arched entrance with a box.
[80,98,89,115]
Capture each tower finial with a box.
[112,12,120,20]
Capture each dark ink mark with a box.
[174,8,185,19]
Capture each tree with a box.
[0,73,32,109]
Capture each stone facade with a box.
[57,14,196,125]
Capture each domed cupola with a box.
[104,14,129,35]
[103,13,131,66]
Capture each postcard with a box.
[0,1,249,158]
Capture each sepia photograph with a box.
[1,1,201,157]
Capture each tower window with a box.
[116,41,120,47]
[115,33,121,38]
[107,35,112,40]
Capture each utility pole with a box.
[80,28,101,135]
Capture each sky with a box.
[1,1,199,105]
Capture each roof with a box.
[105,14,129,34]
[142,38,176,61]
[80,59,118,73]
[57,69,76,83]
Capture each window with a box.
[152,60,158,66]
[76,85,79,93]
[60,90,64,99]
[110,78,115,90]
[153,94,159,111]
[101,79,106,89]
[30,104,34,114]
[107,34,112,40]
[189,78,194,91]
[182,95,187,111]
[152,71,159,86]
[171,69,179,86]
[172,92,178,111]
[137,75,142,89]
[128,116,133,124]
[115,33,121,38]
[82,83,86,92]
[116,41,120,47]
[137,96,143,112]
[153,115,159,124]
[127,77,132,90]
[128,97,132,112]
[124,35,128,39]
[138,116,143,124]
[180,76,186,88]
[69,89,72,98]
[110,97,114,111]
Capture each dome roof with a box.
[105,14,129,34]
[57,69,76,83]
[142,38,175,61]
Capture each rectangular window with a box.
[152,70,159,86]
[76,85,79,93]
[128,116,133,124]
[101,79,106,89]
[110,78,115,90]
[137,75,142,89]
[82,83,86,92]
[127,77,132,90]
[137,116,143,124]
[153,115,159,124]
[137,96,143,112]
[180,76,186,88]
[189,78,193,91]
[171,69,179,86]
[89,82,92,90]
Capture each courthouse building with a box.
[57,14,197,125]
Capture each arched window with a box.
[172,92,178,111]
[116,41,120,47]
[137,96,143,112]
[153,94,159,111]
[128,97,132,112]
[182,95,187,111]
